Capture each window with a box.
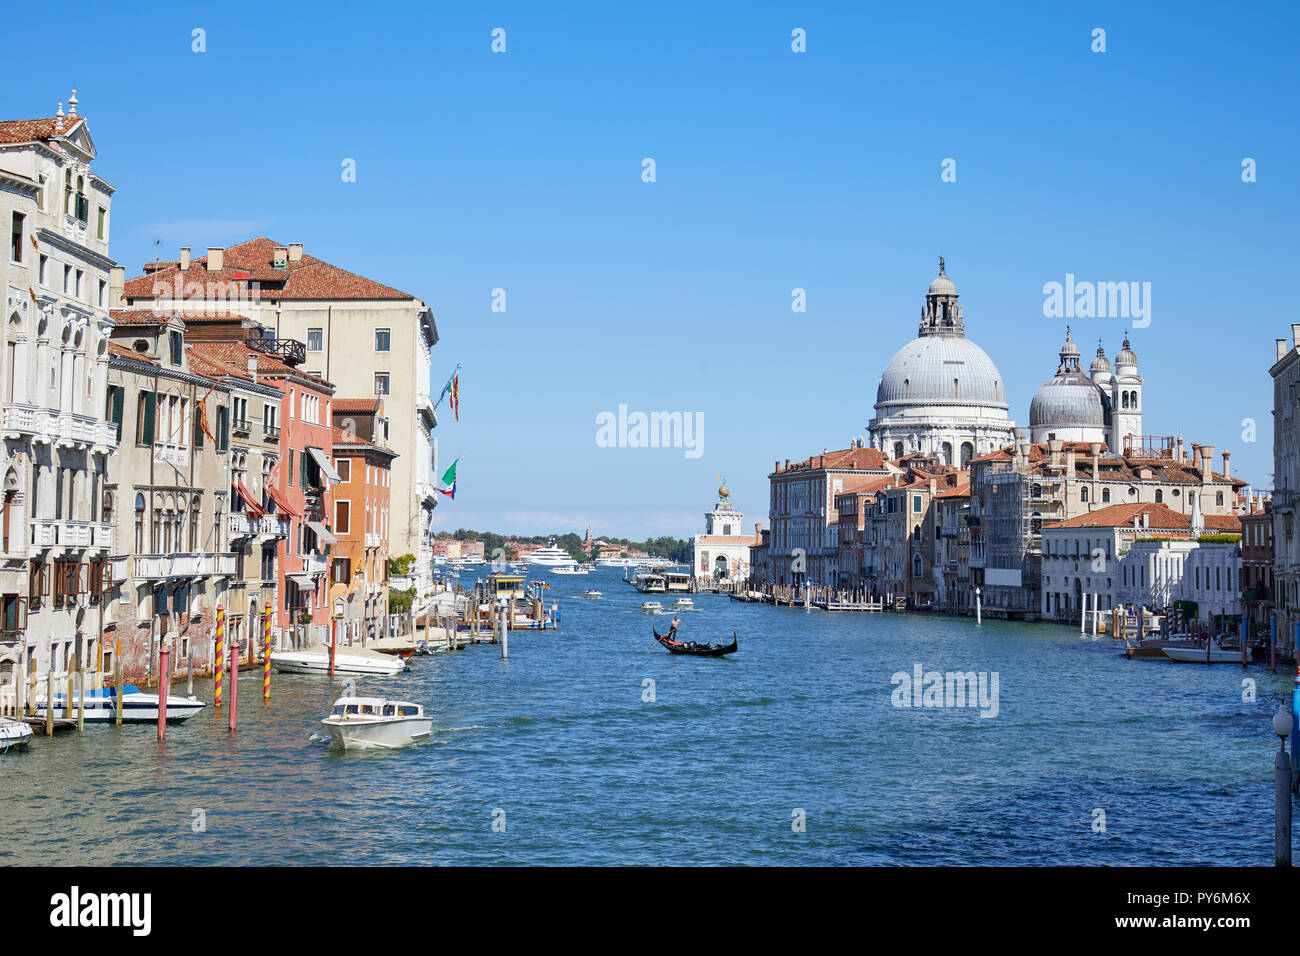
[1155,489,1163,503]
[335,499,351,534]
[374,373,390,396]
[287,448,294,487]
[76,269,84,299]
[912,495,921,513]
[96,207,106,240]
[375,329,390,351]
[193,406,205,447]
[10,212,24,263]
[98,279,106,307]
[307,328,323,351]
[39,254,48,286]
[1102,488,1111,503]
[332,557,352,584]
[1080,486,1088,503]
[64,264,72,293]
[1,593,27,632]
[215,405,229,451]
[337,459,351,483]
[137,391,156,445]
[105,385,124,441]
[169,329,183,365]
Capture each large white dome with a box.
[875,335,1009,412]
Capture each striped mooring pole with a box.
[214,604,224,709]
[262,602,272,702]
[229,638,239,732]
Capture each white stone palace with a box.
[868,260,1016,466]
[692,479,758,586]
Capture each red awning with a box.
[233,479,266,519]
[264,481,298,519]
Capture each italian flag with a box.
[438,459,458,499]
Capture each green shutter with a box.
[288,450,294,487]
[193,406,204,447]
[139,391,155,446]
[108,386,124,442]
[216,406,228,451]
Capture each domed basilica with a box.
[868,260,1015,466]
[869,262,1144,463]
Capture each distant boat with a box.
[524,539,576,566]
[673,597,695,611]
[0,716,32,752]
[320,696,433,750]
[32,686,206,723]
[582,589,603,599]
[1162,637,1244,664]
[652,627,738,657]
[552,564,589,575]
[641,601,664,614]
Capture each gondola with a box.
[652,627,738,657]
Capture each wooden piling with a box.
[45,667,53,737]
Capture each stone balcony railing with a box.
[365,533,381,549]
[152,442,190,469]
[3,404,117,449]
[302,552,328,576]
[29,518,111,550]
[110,554,129,582]
[134,552,237,579]
[260,515,290,538]
[228,513,259,541]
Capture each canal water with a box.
[0,567,1289,865]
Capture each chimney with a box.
[247,354,258,382]
[1200,444,1214,485]
[273,246,288,270]
[774,460,780,473]
[1279,338,1290,362]
[1048,439,1063,468]
[207,247,224,272]
[1292,324,1300,348]
[929,477,937,496]
[108,266,125,309]
[288,243,303,263]
[179,247,191,271]
[784,459,790,470]
[1222,450,1231,478]
[1176,435,1184,461]
[1064,449,1076,478]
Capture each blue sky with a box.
[10,1,1297,538]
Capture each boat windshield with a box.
[397,705,420,716]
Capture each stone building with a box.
[103,324,235,683]
[119,239,439,591]
[692,480,759,586]
[1029,328,1145,452]
[1239,495,1272,641]
[1271,327,1300,659]
[0,96,117,694]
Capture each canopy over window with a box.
[233,479,265,518]
[306,520,337,545]
[307,447,342,484]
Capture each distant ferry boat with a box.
[596,556,642,568]
[524,539,576,566]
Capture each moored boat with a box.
[1162,637,1244,664]
[270,644,406,676]
[31,686,206,723]
[0,716,33,752]
[320,696,433,750]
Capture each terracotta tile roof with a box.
[110,310,168,327]
[1048,501,1241,532]
[333,398,380,414]
[185,345,253,382]
[186,341,331,389]
[122,237,413,302]
[107,340,156,365]
[774,446,891,475]
[331,425,394,456]
[0,116,85,144]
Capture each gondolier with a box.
[668,616,683,633]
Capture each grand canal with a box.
[0,568,1290,865]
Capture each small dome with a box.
[1059,327,1080,360]
[928,274,956,296]
[1029,374,1108,430]
[1115,335,1138,368]
[1090,342,1111,375]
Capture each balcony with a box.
[365,533,381,549]
[110,555,129,582]
[302,552,328,576]
[259,515,290,538]
[231,417,252,439]
[152,442,190,469]
[417,395,436,427]
[263,424,281,442]
[30,519,56,548]
[246,329,306,367]
[229,513,259,541]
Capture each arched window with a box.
[1121,392,1129,409]
[1155,489,1163,503]
[1102,488,1110,503]
[912,553,923,577]
[941,442,953,465]
[135,494,146,553]
[1216,492,1224,507]
[893,441,903,460]
[960,442,974,468]
[1080,486,1089,503]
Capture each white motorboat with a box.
[320,696,433,750]
[596,556,642,567]
[1162,637,1244,664]
[634,571,667,593]
[673,597,695,611]
[641,601,664,614]
[32,685,206,723]
[551,564,589,575]
[524,538,577,566]
[582,589,603,599]
[270,644,406,677]
[0,716,32,752]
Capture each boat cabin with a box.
[330,697,424,719]
[488,573,527,599]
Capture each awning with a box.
[289,573,317,589]
[307,446,342,484]
[264,481,298,518]
[233,479,266,518]
[307,520,337,545]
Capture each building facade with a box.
[331,423,396,642]
[692,481,758,586]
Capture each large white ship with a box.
[524,538,577,566]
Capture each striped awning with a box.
[232,479,266,518]
[264,481,298,518]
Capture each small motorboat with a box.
[652,627,738,657]
[552,564,589,575]
[1162,636,1245,664]
[582,589,603,599]
[673,598,695,611]
[321,696,433,750]
[641,601,664,614]
[0,716,33,752]
[270,645,406,677]
[32,686,206,723]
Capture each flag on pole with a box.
[196,385,216,443]
[437,482,455,500]
[440,458,458,489]
[436,365,461,416]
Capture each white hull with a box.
[524,553,575,566]
[271,650,405,677]
[1162,645,1243,663]
[0,717,32,751]
[33,692,206,723]
[324,716,433,750]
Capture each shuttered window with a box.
[137,391,155,446]
[106,385,124,442]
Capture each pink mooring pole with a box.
[229,639,239,732]
[330,617,336,679]
[157,642,170,741]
